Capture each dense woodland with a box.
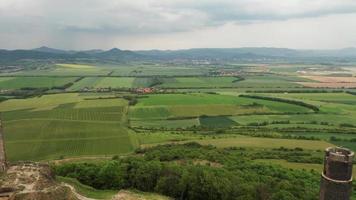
[55,143,320,200]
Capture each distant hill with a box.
[135,48,300,60]
[1,47,356,63]
[32,46,73,54]
[95,48,144,60]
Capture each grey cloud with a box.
[0,0,356,49]
[1,0,356,36]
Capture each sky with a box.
[1,0,356,50]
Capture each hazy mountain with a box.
[81,49,104,55]
[1,47,356,64]
[32,46,72,54]
[136,48,299,60]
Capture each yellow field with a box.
[298,75,356,88]
[302,76,356,83]
[56,63,96,69]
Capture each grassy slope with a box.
[57,176,118,199]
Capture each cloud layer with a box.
[0,0,356,49]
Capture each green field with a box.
[199,116,238,128]
[232,74,308,88]
[0,77,77,89]
[142,135,333,150]
[129,93,314,128]
[158,77,241,88]
[69,77,163,90]
[111,64,209,76]
[2,61,356,188]
[0,93,136,161]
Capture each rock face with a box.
[0,162,78,200]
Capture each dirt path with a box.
[63,183,97,200]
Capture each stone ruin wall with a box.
[320,147,354,200]
[0,117,6,172]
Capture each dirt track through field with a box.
[63,183,97,200]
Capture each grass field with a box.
[58,176,171,200]
[233,74,308,88]
[130,93,315,128]
[141,135,333,150]
[57,176,118,199]
[255,159,356,179]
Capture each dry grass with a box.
[297,82,356,88]
[298,76,356,88]
[301,76,356,83]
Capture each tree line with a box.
[239,94,320,112]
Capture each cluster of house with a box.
[79,87,165,94]
[218,71,240,76]
[210,70,240,76]
[135,87,154,93]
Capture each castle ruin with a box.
[0,115,6,172]
[320,147,354,200]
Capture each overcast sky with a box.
[1,0,356,50]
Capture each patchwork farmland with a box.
[1,61,356,199]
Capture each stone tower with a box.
[0,114,6,172]
[320,147,354,200]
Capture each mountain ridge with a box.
[1,46,356,63]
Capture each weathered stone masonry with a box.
[320,147,354,200]
[0,115,6,173]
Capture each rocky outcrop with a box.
[0,162,78,200]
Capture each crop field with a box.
[111,65,210,76]
[301,76,356,83]
[131,93,312,116]
[0,77,77,89]
[130,118,200,129]
[1,61,356,179]
[69,77,162,90]
[199,116,238,128]
[93,77,135,88]
[129,93,319,130]
[0,93,136,161]
[232,74,310,88]
[158,77,242,88]
[4,120,134,161]
[3,64,113,76]
[297,82,356,88]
